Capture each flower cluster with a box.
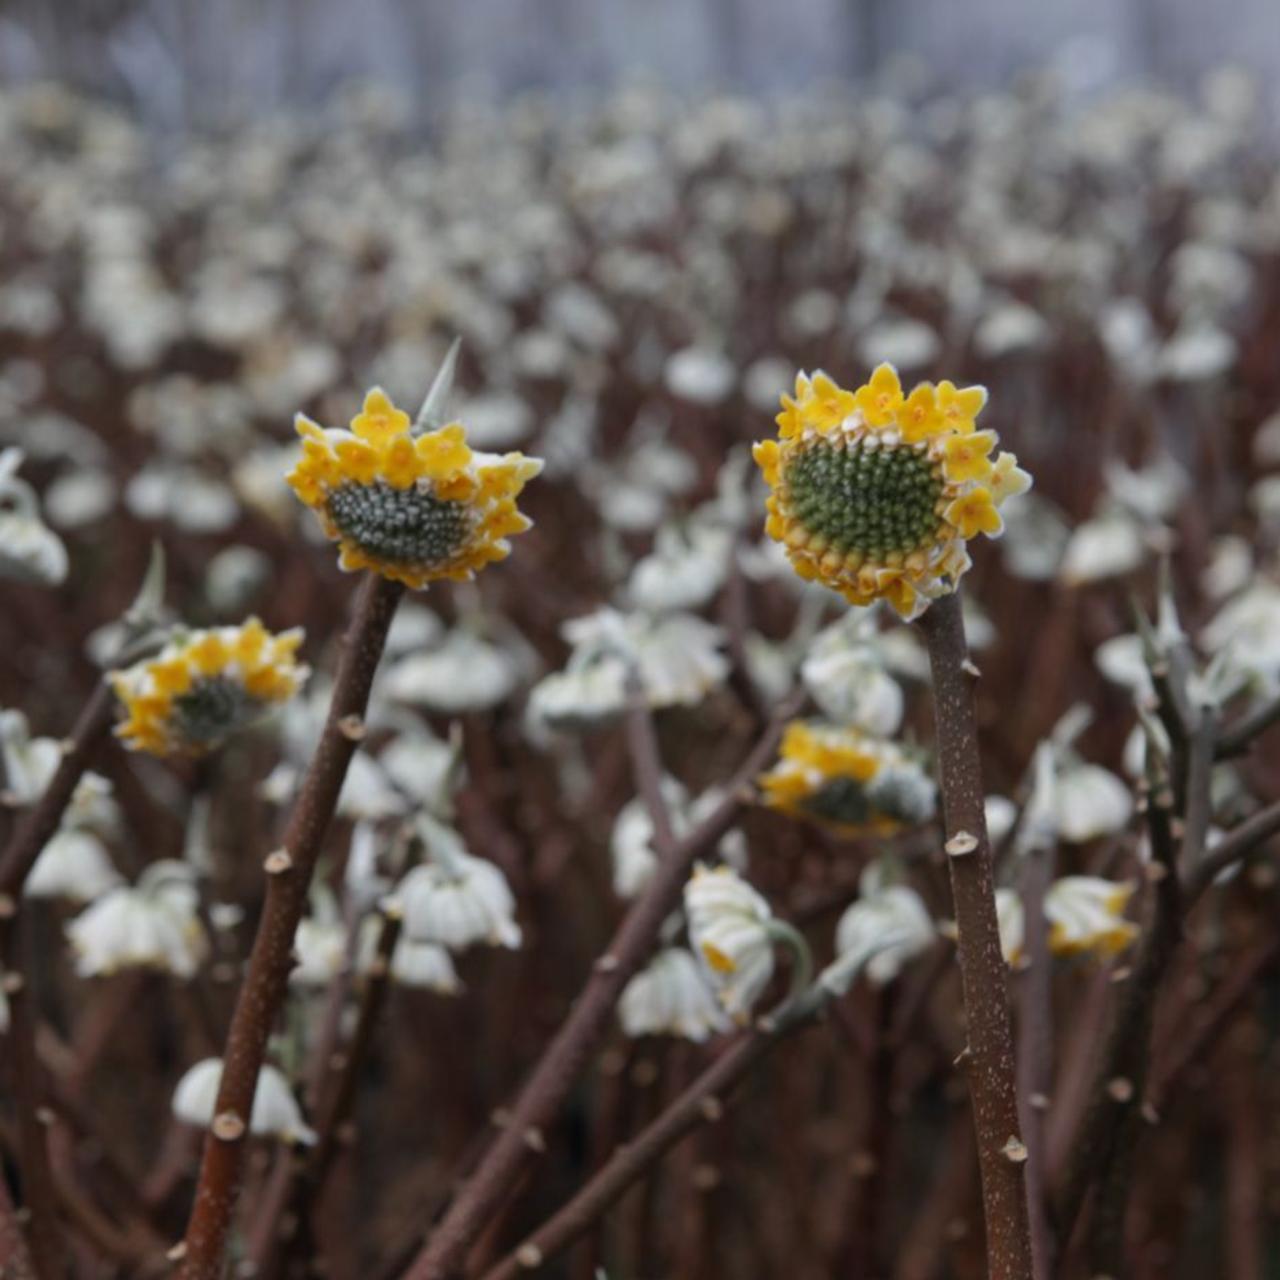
[753,365,1030,618]
[110,618,308,756]
[758,719,935,835]
[286,388,542,589]
[995,877,1139,967]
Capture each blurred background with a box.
[1,0,1279,127]
[2,3,1280,1279]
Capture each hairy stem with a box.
[917,591,1032,1280]
[175,574,403,1280]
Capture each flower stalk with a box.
[917,590,1033,1280]
[175,573,403,1280]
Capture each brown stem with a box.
[403,697,797,1280]
[1215,692,1280,759]
[1184,797,1280,905]
[1015,846,1054,1280]
[917,591,1032,1280]
[175,573,403,1280]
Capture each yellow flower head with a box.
[757,720,935,836]
[753,363,1030,619]
[110,618,307,756]
[286,387,543,590]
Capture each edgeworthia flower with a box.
[821,883,936,993]
[0,447,68,585]
[110,618,308,756]
[758,720,935,835]
[753,365,1030,618]
[0,709,63,805]
[994,877,1139,966]
[619,947,730,1042]
[286,380,542,589]
[394,815,521,952]
[172,1059,316,1144]
[684,864,776,1020]
[66,860,208,978]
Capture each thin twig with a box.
[1214,692,1280,759]
[403,693,799,1280]
[1147,940,1280,1111]
[175,573,403,1280]
[917,592,1032,1280]
[622,689,678,857]
[1054,785,1181,1269]
[0,680,115,901]
[1184,798,1280,905]
[480,994,826,1280]
[1015,846,1054,1280]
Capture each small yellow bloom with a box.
[988,451,1033,505]
[852,363,904,427]
[752,364,1026,618]
[899,383,944,442]
[286,386,543,590]
[942,430,997,483]
[350,388,412,446]
[111,620,307,757]
[936,380,987,434]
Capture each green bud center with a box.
[173,677,258,746]
[327,480,470,567]
[784,439,944,560]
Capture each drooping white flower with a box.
[1052,762,1133,844]
[985,795,1018,846]
[66,861,208,978]
[663,347,736,405]
[291,890,349,987]
[992,877,1138,966]
[382,627,519,713]
[203,545,272,613]
[619,947,730,1042]
[609,778,745,899]
[357,916,462,993]
[1104,456,1187,525]
[389,938,462,992]
[395,816,521,952]
[1094,633,1154,697]
[821,883,935,994]
[528,609,728,733]
[1059,508,1146,585]
[0,448,68,585]
[26,829,122,903]
[1201,537,1253,601]
[1044,877,1139,957]
[0,709,63,805]
[172,1059,316,1143]
[43,468,116,530]
[1202,584,1280,690]
[377,730,459,817]
[336,753,409,821]
[801,615,905,735]
[684,865,775,1020]
[627,521,733,614]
